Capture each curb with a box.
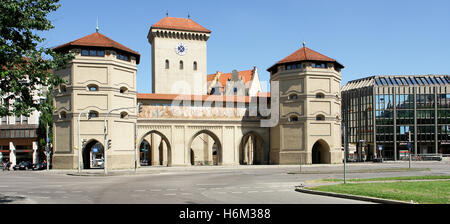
[295,187,414,204]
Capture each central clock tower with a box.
[148,17,211,95]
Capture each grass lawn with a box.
[321,175,450,182]
[310,180,450,204]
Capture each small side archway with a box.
[82,139,104,169]
[239,131,265,165]
[312,139,331,164]
[138,130,172,167]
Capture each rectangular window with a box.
[15,116,21,124]
[82,49,105,57]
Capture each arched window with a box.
[88,110,99,118]
[87,84,99,92]
[59,111,67,119]
[120,87,128,94]
[120,112,128,119]
[288,94,298,100]
[179,60,184,70]
[165,59,169,69]
[289,115,299,122]
[193,61,198,71]
[316,93,325,99]
[316,114,325,121]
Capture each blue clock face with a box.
[175,43,187,56]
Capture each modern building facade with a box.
[342,75,450,161]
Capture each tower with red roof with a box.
[148,17,211,95]
[268,44,344,165]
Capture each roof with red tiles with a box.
[267,46,343,72]
[207,69,255,89]
[53,32,141,63]
[151,17,211,33]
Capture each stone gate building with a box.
[51,16,344,169]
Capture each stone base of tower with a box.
[52,154,78,169]
[52,153,137,170]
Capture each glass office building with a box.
[341,75,450,161]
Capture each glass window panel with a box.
[380,78,387,86]
[385,78,392,85]
[89,50,96,56]
[421,77,428,85]
[405,77,413,85]
[389,77,398,85]
[375,78,382,86]
[97,50,105,57]
[81,50,89,56]
[415,77,423,85]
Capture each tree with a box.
[0,0,73,117]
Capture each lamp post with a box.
[103,105,141,176]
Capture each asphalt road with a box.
[0,161,448,204]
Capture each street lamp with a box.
[103,104,141,176]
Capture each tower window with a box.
[316,93,325,98]
[165,60,170,69]
[289,115,299,122]
[120,87,128,94]
[81,49,105,57]
[180,60,184,70]
[193,61,198,71]
[88,111,99,118]
[117,53,129,61]
[120,112,128,119]
[316,115,325,121]
[288,94,298,100]
[87,84,99,92]
[312,63,326,68]
[59,111,67,119]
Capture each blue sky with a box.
[42,0,450,93]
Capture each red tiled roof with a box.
[151,17,211,33]
[53,32,141,63]
[137,93,269,103]
[207,69,255,88]
[268,46,343,72]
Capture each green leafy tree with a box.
[0,0,73,118]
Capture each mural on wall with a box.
[138,105,262,120]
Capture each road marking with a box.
[248,191,259,193]
[211,188,222,190]
[0,186,8,188]
[71,191,83,193]
[164,193,176,196]
[54,191,66,194]
[167,189,177,191]
[240,187,250,189]
[37,197,49,199]
[134,190,146,192]
[150,189,162,192]
[181,193,192,195]
[254,186,264,189]
[231,192,243,194]
[262,190,274,193]
[217,192,226,194]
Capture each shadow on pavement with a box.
[0,194,27,204]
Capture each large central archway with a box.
[312,140,331,164]
[138,130,172,167]
[240,132,265,165]
[83,140,104,169]
[188,130,222,166]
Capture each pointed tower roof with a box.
[267,46,343,73]
[54,32,141,63]
[150,17,211,33]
